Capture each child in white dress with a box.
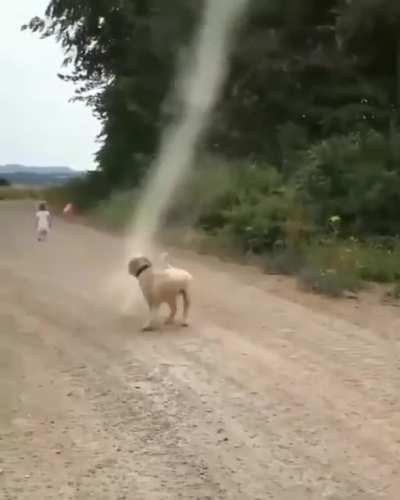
[36,201,51,242]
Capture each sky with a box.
[0,1,100,171]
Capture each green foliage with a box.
[264,247,306,276]
[389,282,400,300]
[165,158,237,228]
[89,190,137,231]
[25,0,200,187]
[296,129,400,235]
[53,153,400,295]
[189,164,308,254]
[44,171,110,213]
[346,241,400,283]
[28,0,400,296]
[297,237,400,296]
[295,239,362,296]
[27,0,400,186]
[298,265,361,298]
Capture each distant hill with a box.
[0,164,84,186]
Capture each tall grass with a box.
[295,239,400,297]
[88,190,138,231]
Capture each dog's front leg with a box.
[181,290,191,327]
[142,304,158,332]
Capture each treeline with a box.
[30,1,400,294]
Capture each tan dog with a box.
[128,254,192,331]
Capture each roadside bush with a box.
[88,189,137,231]
[297,241,362,297]
[348,243,400,283]
[389,282,400,300]
[44,171,110,213]
[296,129,400,236]
[298,265,361,297]
[264,247,306,275]
[43,148,400,295]
[195,164,311,254]
[166,158,236,228]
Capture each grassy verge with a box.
[0,186,43,201]
[90,192,400,298]
[44,160,400,299]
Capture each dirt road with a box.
[1,201,399,500]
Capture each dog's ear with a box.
[128,256,152,276]
[142,257,152,267]
[128,258,137,276]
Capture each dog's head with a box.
[128,255,152,278]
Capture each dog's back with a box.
[151,266,192,302]
[155,266,192,287]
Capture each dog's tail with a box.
[160,252,171,269]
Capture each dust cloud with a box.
[105,0,248,313]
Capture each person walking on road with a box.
[63,202,74,222]
[36,201,52,242]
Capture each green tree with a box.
[0,177,11,187]
[25,0,199,190]
[25,0,400,206]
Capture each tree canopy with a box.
[25,0,400,231]
[26,1,400,167]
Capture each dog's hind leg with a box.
[181,289,190,327]
[165,298,177,325]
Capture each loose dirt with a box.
[1,201,399,499]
